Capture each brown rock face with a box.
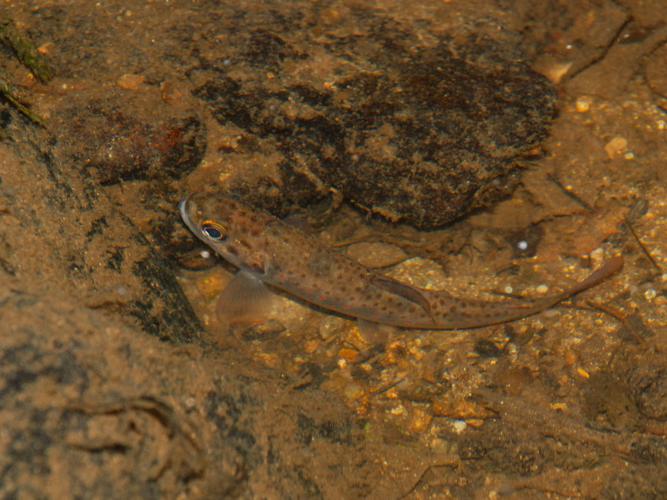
[194,11,557,228]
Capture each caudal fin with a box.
[559,256,624,298]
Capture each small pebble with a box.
[344,383,365,401]
[575,96,592,112]
[604,136,628,159]
[590,247,605,266]
[390,405,406,416]
[451,420,467,433]
[117,73,145,90]
[346,241,407,268]
[38,42,55,55]
[543,61,573,83]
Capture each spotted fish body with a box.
[180,193,623,329]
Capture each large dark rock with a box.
[193,11,557,228]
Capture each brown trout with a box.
[180,193,623,329]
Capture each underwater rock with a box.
[193,9,557,228]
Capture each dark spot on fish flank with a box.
[449,305,458,315]
[308,259,323,275]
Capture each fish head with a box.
[179,192,271,272]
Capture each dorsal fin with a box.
[370,274,433,317]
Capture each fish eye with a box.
[200,220,226,241]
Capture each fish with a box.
[179,193,623,329]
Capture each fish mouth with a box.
[179,195,199,236]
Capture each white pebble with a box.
[390,405,406,416]
[590,248,605,265]
[452,420,467,433]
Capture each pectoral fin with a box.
[217,271,277,331]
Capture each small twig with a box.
[0,77,45,125]
[546,173,594,212]
[370,376,406,395]
[587,301,649,345]
[624,201,661,272]
[399,463,457,499]
[564,16,632,81]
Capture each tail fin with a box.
[556,256,624,299]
